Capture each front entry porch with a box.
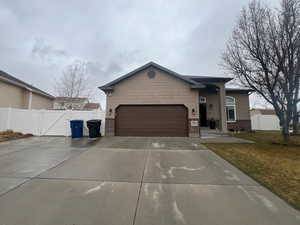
[198,83,228,133]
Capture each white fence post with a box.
[38,110,42,136]
[6,107,11,130]
[66,110,71,137]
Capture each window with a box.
[226,96,236,122]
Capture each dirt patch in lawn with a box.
[205,131,300,211]
[0,130,33,142]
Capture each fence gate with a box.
[0,108,105,136]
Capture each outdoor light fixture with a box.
[192,108,195,115]
[109,108,112,115]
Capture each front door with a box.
[199,103,207,126]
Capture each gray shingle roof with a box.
[0,70,54,99]
[98,62,240,92]
[55,97,88,103]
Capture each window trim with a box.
[226,96,237,122]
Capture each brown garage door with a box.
[115,105,188,137]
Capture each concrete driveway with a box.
[0,136,299,225]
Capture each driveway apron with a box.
[0,137,299,225]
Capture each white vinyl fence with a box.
[251,114,280,131]
[0,108,105,136]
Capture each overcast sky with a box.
[0,0,278,108]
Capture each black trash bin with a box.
[87,120,101,138]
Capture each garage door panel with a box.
[115,105,188,137]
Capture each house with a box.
[53,97,89,110]
[0,70,54,109]
[250,108,280,130]
[99,62,252,137]
[83,103,102,111]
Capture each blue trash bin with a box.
[70,120,83,138]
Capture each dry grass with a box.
[0,130,32,142]
[205,131,300,210]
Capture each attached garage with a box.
[115,105,188,137]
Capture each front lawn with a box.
[205,131,300,210]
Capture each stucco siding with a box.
[31,93,54,109]
[227,93,250,120]
[106,68,199,119]
[0,81,26,108]
[199,92,220,120]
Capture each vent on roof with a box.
[147,70,156,79]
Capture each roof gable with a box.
[99,62,204,91]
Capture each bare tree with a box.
[251,93,272,109]
[292,75,300,134]
[55,60,93,98]
[223,0,300,141]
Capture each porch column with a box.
[218,84,227,133]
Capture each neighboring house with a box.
[99,62,252,137]
[250,108,280,130]
[0,70,54,109]
[53,97,89,110]
[83,103,102,111]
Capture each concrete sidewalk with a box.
[0,137,299,225]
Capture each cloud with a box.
[0,0,280,109]
[31,38,67,63]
